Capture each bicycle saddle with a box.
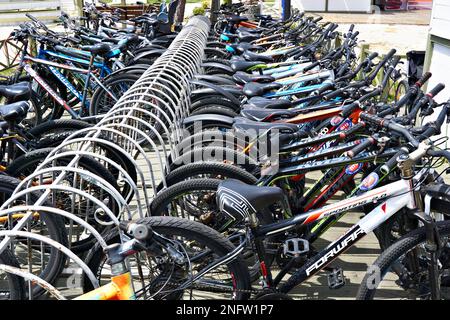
[255,14,272,21]
[233,116,299,133]
[237,27,263,34]
[243,82,282,97]
[0,101,30,122]
[0,82,31,103]
[230,60,265,72]
[233,71,274,85]
[245,96,292,109]
[228,15,248,24]
[236,42,263,53]
[243,50,274,63]
[80,43,112,57]
[240,105,294,121]
[237,31,260,42]
[217,179,285,221]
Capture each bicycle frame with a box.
[23,56,118,119]
[39,48,112,78]
[238,169,422,292]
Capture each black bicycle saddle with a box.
[0,101,30,122]
[230,60,265,72]
[243,50,274,63]
[233,71,274,85]
[243,82,282,97]
[0,82,31,103]
[217,179,285,221]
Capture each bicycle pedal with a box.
[283,238,309,256]
[327,268,345,290]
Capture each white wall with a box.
[327,0,372,12]
[429,0,450,40]
[293,0,326,12]
[61,0,76,12]
[426,0,450,143]
[293,0,371,12]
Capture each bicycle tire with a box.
[0,174,68,297]
[356,220,450,300]
[0,249,26,300]
[5,148,120,253]
[82,216,251,300]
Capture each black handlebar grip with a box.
[348,24,355,33]
[426,83,446,98]
[330,23,339,32]
[367,52,379,61]
[317,82,335,95]
[303,61,320,72]
[313,16,323,23]
[340,102,359,118]
[360,88,382,103]
[416,72,432,87]
[384,48,397,60]
[347,138,376,158]
[350,31,360,40]
[359,112,384,127]
[25,13,39,23]
[380,149,408,174]
[341,122,365,138]
[323,88,344,101]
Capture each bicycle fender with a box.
[193,74,236,85]
[200,62,234,74]
[129,49,165,64]
[183,114,235,127]
[189,79,241,105]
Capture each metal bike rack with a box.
[0,16,210,298]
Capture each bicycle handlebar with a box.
[347,137,375,158]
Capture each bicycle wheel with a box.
[6,148,120,254]
[83,216,251,300]
[0,174,68,298]
[357,220,450,300]
[89,74,140,116]
[0,249,26,300]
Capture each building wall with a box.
[424,0,450,142]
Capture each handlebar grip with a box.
[341,122,365,138]
[313,16,323,23]
[380,149,408,174]
[316,82,335,95]
[384,49,397,61]
[323,88,344,101]
[367,52,379,60]
[330,23,339,33]
[25,13,39,23]
[348,24,355,33]
[359,112,384,127]
[427,83,446,98]
[347,138,375,158]
[340,89,380,118]
[360,88,382,102]
[303,61,320,72]
[416,72,432,87]
[350,31,360,40]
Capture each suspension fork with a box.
[413,211,443,300]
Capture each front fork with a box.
[413,210,443,300]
